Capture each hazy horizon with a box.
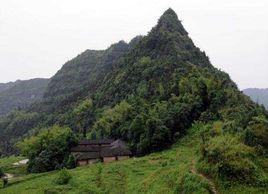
[1,0,267,90]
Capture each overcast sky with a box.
[0,0,267,89]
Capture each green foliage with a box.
[0,165,8,189]
[54,168,72,185]
[73,98,94,135]
[1,130,267,193]
[245,115,268,154]
[0,110,41,155]
[0,179,4,189]
[64,154,76,169]
[0,168,3,178]
[204,134,257,183]
[180,172,210,194]
[17,125,78,173]
[0,177,8,188]
[92,100,132,139]
[0,38,141,156]
[0,156,27,176]
[197,118,268,187]
[1,7,266,161]
[0,9,267,191]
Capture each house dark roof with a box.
[110,139,127,148]
[78,139,91,145]
[72,139,131,160]
[78,138,114,145]
[71,145,100,152]
[100,146,131,157]
[76,152,100,160]
[101,140,131,157]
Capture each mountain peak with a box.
[155,8,188,35]
[163,8,177,17]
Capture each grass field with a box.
[0,156,27,176]
[0,133,267,194]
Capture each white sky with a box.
[0,0,267,89]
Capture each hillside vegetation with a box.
[2,129,268,194]
[42,39,139,111]
[0,8,267,192]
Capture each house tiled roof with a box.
[71,145,100,152]
[78,138,114,145]
[100,146,132,157]
[72,139,131,160]
[76,152,100,160]
[101,139,131,157]
[111,139,127,148]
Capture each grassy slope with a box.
[1,134,267,194]
[0,156,27,176]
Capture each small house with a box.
[71,138,131,166]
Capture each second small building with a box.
[71,139,132,166]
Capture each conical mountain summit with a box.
[135,8,211,67]
[155,8,188,35]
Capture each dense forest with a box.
[0,8,267,188]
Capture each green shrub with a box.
[0,168,7,188]
[44,189,59,194]
[196,160,214,175]
[245,116,268,154]
[18,125,78,173]
[0,177,8,188]
[180,172,210,194]
[44,187,72,194]
[161,161,168,167]
[80,186,103,194]
[3,178,8,187]
[65,154,76,169]
[54,168,72,185]
[204,134,257,183]
[0,179,4,189]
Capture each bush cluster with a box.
[17,125,78,173]
[54,168,72,185]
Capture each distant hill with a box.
[243,88,268,109]
[0,81,17,93]
[0,78,49,115]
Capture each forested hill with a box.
[37,37,142,113]
[243,88,268,110]
[0,37,142,155]
[0,78,49,115]
[0,9,268,187]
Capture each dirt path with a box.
[191,160,218,194]
[13,159,29,166]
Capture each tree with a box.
[245,115,268,154]
[55,168,72,185]
[17,125,78,173]
[73,98,94,137]
[92,101,132,139]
